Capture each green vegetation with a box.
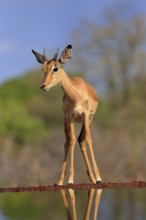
[0,70,63,146]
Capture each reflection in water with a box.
[61,189,102,220]
[0,189,146,219]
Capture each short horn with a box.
[43,48,46,59]
[53,47,60,61]
[43,49,47,60]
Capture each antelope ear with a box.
[59,45,72,66]
[32,49,46,64]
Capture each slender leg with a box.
[84,188,95,220]
[93,189,102,220]
[85,114,101,182]
[69,189,77,220]
[78,123,96,183]
[68,120,76,184]
[58,120,70,185]
[61,189,72,220]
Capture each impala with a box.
[32,45,101,185]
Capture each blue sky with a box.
[0,0,146,83]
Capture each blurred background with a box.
[0,0,146,186]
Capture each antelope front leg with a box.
[68,120,76,184]
[58,121,70,185]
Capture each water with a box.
[0,189,146,220]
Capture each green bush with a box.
[0,99,47,145]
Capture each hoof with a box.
[53,183,58,186]
[68,180,74,184]
[96,181,102,184]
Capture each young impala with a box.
[32,45,101,185]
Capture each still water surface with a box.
[0,188,146,220]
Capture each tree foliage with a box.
[72,2,146,106]
[0,70,63,145]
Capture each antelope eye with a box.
[53,67,58,72]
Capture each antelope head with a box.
[32,45,72,91]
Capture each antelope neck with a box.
[60,71,79,102]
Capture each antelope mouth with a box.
[40,87,50,92]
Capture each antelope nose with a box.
[40,84,46,89]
